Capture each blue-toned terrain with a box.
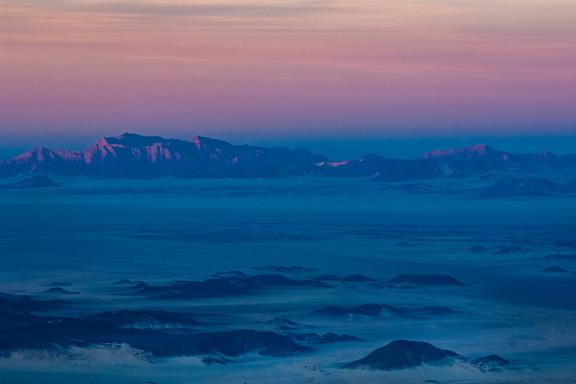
[1,135,576,383]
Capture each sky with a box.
[0,0,575,156]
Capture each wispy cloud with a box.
[0,0,336,18]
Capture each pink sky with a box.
[0,0,575,140]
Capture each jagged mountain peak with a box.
[98,132,171,146]
[1,133,573,180]
[100,132,228,149]
[467,143,493,153]
[422,144,504,160]
[0,132,328,178]
[6,146,58,164]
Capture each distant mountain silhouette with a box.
[421,144,573,173]
[315,154,444,181]
[0,133,327,178]
[2,133,575,180]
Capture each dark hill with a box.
[344,340,461,370]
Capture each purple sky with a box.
[0,0,574,151]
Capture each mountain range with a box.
[1,133,575,181]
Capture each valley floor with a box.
[0,178,575,383]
